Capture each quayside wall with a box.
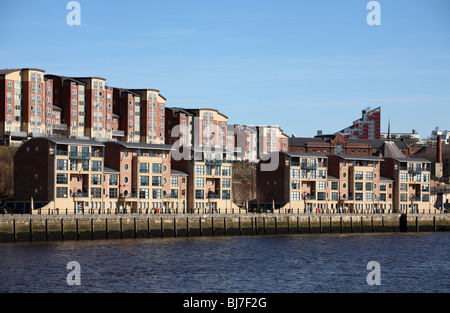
[0,213,449,242]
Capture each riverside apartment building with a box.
[256,151,394,213]
[9,137,188,214]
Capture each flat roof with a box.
[171,169,189,176]
[44,74,87,85]
[284,151,328,158]
[30,137,105,147]
[103,166,119,174]
[105,141,172,151]
[330,154,384,162]
[393,157,431,163]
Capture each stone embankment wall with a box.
[0,213,448,242]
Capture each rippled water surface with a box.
[0,232,449,293]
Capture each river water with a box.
[0,232,448,293]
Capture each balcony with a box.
[207,193,220,199]
[72,192,89,198]
[69,152,92,160]
[52,124,68,131]
[205,159,223,166]
[301,163,318,170]
[408,168,422,174]
[112,130,125,137]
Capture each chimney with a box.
[437,135,443,163]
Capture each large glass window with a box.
[291,191,300,201]
[195,177,204,188]
[109,188,118,199]
[140,163,149,173]
[152,176,161,186]
[152,163,162,174]
[91,188,101,198]
[91,160,102,172]
[57,159,68,171]
[56,187,68,198]
[222,178,231,188]
[195,165,204,175]
[91,174,101,185]
[140,176,149,186]
[195,190,204,199]
[222,166,231,176]
[56,173,68,184]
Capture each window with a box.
[302,170,307,179]
[422,194,429,202]
[292,180,300,190]
[91,188,102,198]
[400,193,408,202]
[331,192,338,201]
[310,170,316,179]
[317,181,326,190]
[400,183,408,192]
[140,176,149,186]
[109,175,118,185]
[365,172,373,180]
[365,193,373,201]
[91,160,102,171]
[222,190,230,199]
[195,177,204,188]
[139,189,149,199]
[291,169,300,178]
[171,177,178,187]
[170,189,179,199]
[355,193,363,201]
[152,189,161,199]
[140,163,149,173]
[400,173,407,182]
[109,188,118,199]
[355,171,363,180]
[57,159,68,171]
[365,182,373,191]
[331,182,338,190]
[150,163,160,174]
[355,182,363,191]
[380,193,386,201]
[318,170,326,179]
[91,174,101,185]
[222,178,230,188]
[82,160,89,171]
[291,191,300,201]
[56,174,68,184]
[56,187,68,198]
[380,182,386,191]
[422,174,429,182]
[222,166,231,176]
[195,190,204,199]
[152,176,161,186]
[317,192,326,201]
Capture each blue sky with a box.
[1,0,449,138]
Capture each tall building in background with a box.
[1,68,65,145]
[337,107,381,140]
[131,89,166,145]
[73,77,114,141]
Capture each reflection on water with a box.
[0,233,449,293]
